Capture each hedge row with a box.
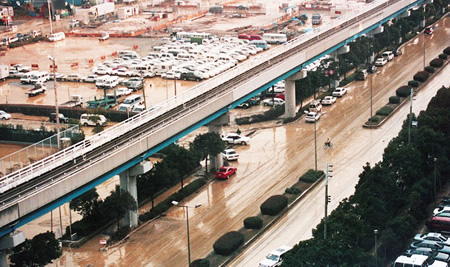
[191,259,210,267]
[236,105,285,125]
[408,80,419,87]
[376,106,393,116]
[260,195,288,216]
[396,86,412,97]
[413,71,429,82]
[444,46,450,55]
[425,66,435,74]
[430,58,444,68]
[138,178,207,222]
[285,187,302,194]
[299,169,324,183]
[213,231,244,256]
[389,96,400,104]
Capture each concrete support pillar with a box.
[0,251,8,267]
[206,113,229,172]
[285,69,307,118]
[119,161,152,228]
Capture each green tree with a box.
[69,188,100,218]
[190,132,226,174]
[9,231,62,267]
[103,185,137,230]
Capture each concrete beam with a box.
[207,113,230,126]
[0,231,25,250]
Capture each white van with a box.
[48,32,65,42]
[262,33,287,44]
[118,95,143,111]
[103,76,119,89]
[30,72,49,84]
[154,61,174,75]
[20,71,39,84]
[259,246,292,267]
[80,114,107,126]
[217,55,238,66]
[95,75,110,88]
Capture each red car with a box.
[215,166,237,179]
[275,93,285,100]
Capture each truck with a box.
[0,64,8,81]
[86,94,117,109]
[25,83,46,97]
[61,95,84,107]
[88,2,115,21]
[312,14,322,25]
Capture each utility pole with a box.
[324,163,333,240]
[408,88,413,144]
[49,56,61,149]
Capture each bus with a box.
[176,32,215,43]
[262,33,287,44]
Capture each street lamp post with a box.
[324,163,333,240]
[408,88,413,144]
[370,73,373,119]
[374,229,379,267]
[314,119,317,171]
[172,201,201,266]
[48,55,61,149]
[434,157,437,204]
[422,31,426,69]
[140,71,147,110]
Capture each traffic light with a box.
[327,195,331,203]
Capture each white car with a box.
[305,111,321,122]
[82,74,99,83]
[11,64,31,72]
[263,98,285,106]
[131,104,146,113]
[65,74,82,82]
[93,65,112,75]
[161,71,180,80]
[433,206,450,216]
[0,110,12,120]
[374,57,388,67]
[414,233,450,245]
[221,133,250,145]
[8,70,24,78]
[114,68,134,77]
[222,149,239,161]
[332,87,347,97]
[382,51,394,61]
[259,246,292,267]
[115,87,133,97]
[322,96,337,105]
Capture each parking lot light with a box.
[48,55,61,149]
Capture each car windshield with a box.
[218,168,227,173]
[227,151,236,155]
[266,254,280,261]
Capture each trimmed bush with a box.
[285,187,302,194]
[213,231,244,256]
[243,216,263,229]
[299,169,324,183]
[369,116,379,123]
[396,86,412,97]
[191,259,210,267]
[439,54,448,60]
[260,195,288,216]
[424,66,435,74]
[413,71,429,82]
[444,47,450,55]
[389,96,400,104]
[430,58,444,68]
[376,106,394,116]
[408,80,419,88]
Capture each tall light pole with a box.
[172,201,201,266]
[48,55,61,149]
[434,157,437,204]
[324,163,333,240]
[314,119,317,171]
[408,88,413,144]
[140,71,147,110]
[422,31,426,69]
[374,229,379,267]
[370,72,373,119]
[47,0,53,34]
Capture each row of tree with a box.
[283,85,450,265]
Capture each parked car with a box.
[80,114,107,126]
[410,240,450,255]
[49,72,65,81]
[82,74,99,83]
[116,87,133,97]
[215,166,237,179]
[221,133,250,145]
[394,48,403,56]
[405,248,450,263]
[322,96,337,105]
[305,111,321,122]
[93,65,112,75]
[222,149,239,161]
[49,113,69,123]
[382,51,394,61]
[161,71,180,80]
[114,68,134,77]
[414,233,450,245]
[131,104,146,113]
[237,102,250,109]
[180,71,203,81]
[367,65,378,74]
[424,27,434,35]
[259,246,292,267]
[263,98,285,106]
[433,206,450,216]
[374,57,388,67]
[275,93,285,100]
[8,70,24,78]
[0,110,11,120]
[332,87,347,97]
[65,74,82,82]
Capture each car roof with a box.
[224,149,236,153]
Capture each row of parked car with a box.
[394,197,450,266]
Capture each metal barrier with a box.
[0,124,82,177]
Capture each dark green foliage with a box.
[190,132,225,174]
[408,80,419,87]
[413,71,429,82]
[243,216,263,229]
[236,105,285,125]
[425,66,435,73]
[430,58,444,68]
[9,231,62,267]
[191,259,210,267]
[389,96,400,104]
[444,46,450,55]
[260,195,288,216]
[92,124,104,133]
[376,106,394,116]
[103,185,137,230]
[396,85,412,97]
[299,169,324,183]
[213,231,244,256]
[369,116,379,122]
[285,187,302,194]
[439,53,448,60]
[70,188,100,218]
